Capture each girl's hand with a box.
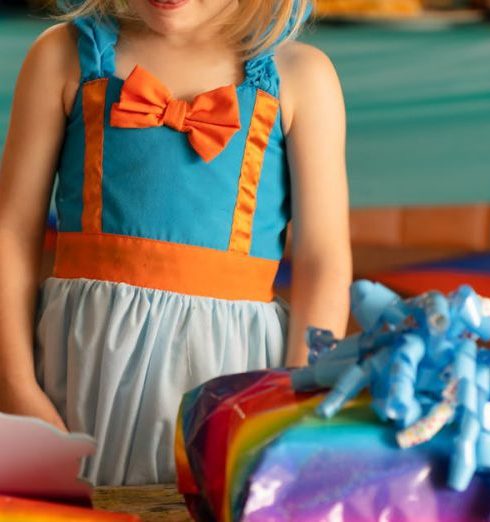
[0,379,68,433]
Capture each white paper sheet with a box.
[0,413,96,502]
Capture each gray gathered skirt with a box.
[34,277,289,486]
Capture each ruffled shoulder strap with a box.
[72,15,119,82]
[244,52,279,97]
[244,1,312,97]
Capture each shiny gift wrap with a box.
[175,370,490,522]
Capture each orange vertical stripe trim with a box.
[81,79,108,233]
[229,90,279,254]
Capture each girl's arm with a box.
[277,43,352,367]
[0,23,78,430]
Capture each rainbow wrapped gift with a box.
[175,369,490,522]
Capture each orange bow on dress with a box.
[110,65,241,163]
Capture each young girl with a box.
[0,0,351,486]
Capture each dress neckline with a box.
[109,63,246,106]
[72,15,278,97]
[108,62,249,101]
[108,17,251,98]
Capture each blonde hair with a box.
[53,0,313,59]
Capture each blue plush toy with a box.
[292,280,490,492]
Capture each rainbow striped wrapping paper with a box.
[175,369,490,522]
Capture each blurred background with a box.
[1,0,490,301]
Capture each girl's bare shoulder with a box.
[22,22,80,115]
[274,41,343,133]
[275,40,339,88]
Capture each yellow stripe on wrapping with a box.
[228,90,280,254]
[81,79,108,233]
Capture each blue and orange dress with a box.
[34,13,298,486]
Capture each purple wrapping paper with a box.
[241,406,490,522]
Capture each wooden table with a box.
[93,485,192,522]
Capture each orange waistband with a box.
[53,232,279,302]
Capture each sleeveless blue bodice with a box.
[56,16,290,260]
